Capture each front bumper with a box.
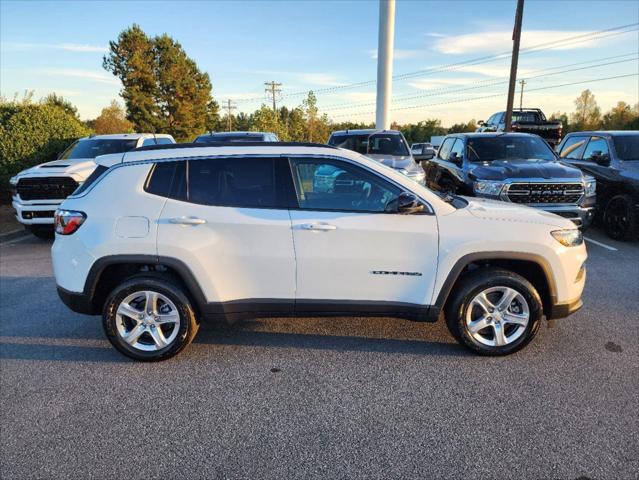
[537,205,595,229]
[547,297,583,319]
[12,197,61,225]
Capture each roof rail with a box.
[133,141,337,152]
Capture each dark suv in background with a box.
[194,131,279,143]
[422,132,596,228]
[557,131,639,240]
[477,108,562,147]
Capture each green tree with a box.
[549,111,571,133]
[103,24,218,141]
[399,119,446,144]
[447,119,477,134]
[41,93,79,119]
[571,89,601,130]
[302,91,330,143]
[602,101,637,130]
[251,104,287,139]
[92,100,135,134]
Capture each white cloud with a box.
[2,42,107,53]
[434,30,601,55]
[40,68,120,85]
[296,73,343,86]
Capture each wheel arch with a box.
[435,252,557,318]
[85,255,207,315]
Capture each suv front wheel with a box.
[103,276,199,361]
[446,268,542,355]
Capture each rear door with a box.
[287,156,439,314]
[156,156,296,313]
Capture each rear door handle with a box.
[298,223,337,231]
[169,216,207,225]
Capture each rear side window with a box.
[73,165,109,196]
[145,162,178,197]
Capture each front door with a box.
[287,156,439,315]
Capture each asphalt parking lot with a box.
[1,228,637,480]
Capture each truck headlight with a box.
[584,176,596,197]
[551,229,583,247]
[9,176,18,197]
[473,180,504,196]
[9,176,18,186]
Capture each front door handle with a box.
[298,223,337,231]
[169,216,207,225]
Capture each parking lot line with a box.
[584,237,618,252]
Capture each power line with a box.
[318,56,638,111]
[264,81,282,111]
[330,72,639,118]
[279,23,638,99]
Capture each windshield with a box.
[329,133,409,156]
[195,134,265,143]
[613,135,639,160]
[60,139,139,159]
[467,136,556,162]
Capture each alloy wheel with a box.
[115,290,181,352]
[465,286,530,347]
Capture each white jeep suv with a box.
[52,142,587,361]
[10,133,174,238]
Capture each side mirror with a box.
[449,152,462,165]
[477,120,485,126]
[392,192,425,214]
[590,151,610,166]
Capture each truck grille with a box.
[505,183,583,204]
[16,177,79,201]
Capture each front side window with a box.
[60,138,139,159]
[558,136,588,160]
[450,139,465,160]
[583,136,610,160]
[290,158,401,213]
[438,138,455,160]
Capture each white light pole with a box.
[375,0,395,130]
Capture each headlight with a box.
[584,176,596,197]
[9,176,18,186]
[473,180,504,196]
[551,229,583,247]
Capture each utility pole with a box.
[504,0,525,131]
[221,99,237,132]
[375,0,396,130]
[265,81,282,111]
[518,79,526,110]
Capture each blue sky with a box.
[1,0,638,126]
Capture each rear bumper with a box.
[57,286,97,315]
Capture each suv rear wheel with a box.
[103,276,199,361]
[446,268,542,355]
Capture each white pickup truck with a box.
[10,133,174,238]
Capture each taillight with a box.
[54,209,86,235]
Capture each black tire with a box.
[445,268,542,356]
[27,225,54,240]
[103,275,199,361]
[603,194,638,241]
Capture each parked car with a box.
[194,131,279,143]
[476,108,562,147]
[327,129,426,185]
[422,133,596,228]
[556,130,639,240]
[411,142,437,161]
[53,141,586,361]
[9,133,175,238]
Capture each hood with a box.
[469,159,583,181]
[366,154,421,172]
[16,158,98,180]
[464,196,574,229]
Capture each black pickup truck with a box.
[422,132,596,228]
[476,108,562,147]
[557,130,639,240]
